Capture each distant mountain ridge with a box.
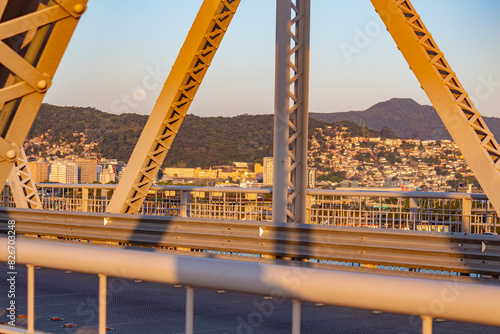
[29,99,499,166]
[29,104,382,167]
[310,98,500,140]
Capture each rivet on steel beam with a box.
[5,150,17,160]
[73,4,85,14]
[37,80,48,90]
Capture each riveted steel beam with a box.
[371,0,500,213]
[0,0,88,197]
[8,148,42,208]
[107,0,241,214]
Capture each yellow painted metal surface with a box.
[0,0,88,197]
[371,0,500,212]
[8,148,42,209]
[107,0,241,214]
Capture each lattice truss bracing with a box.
[371,0,500,212]
[107,0,241,214]
[392,0,500,168]
[8,148,41,209]
[0,0,87,200]
[273,0,310,224]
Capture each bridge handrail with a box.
[1,236,499,332]
[307,188,489,200]
[30,183,490,200]
[2,207,499,277]
[2,183,497,234]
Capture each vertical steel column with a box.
[185,286,194,334]
[98,274,107,334]
[273,0,310,224]
[27,264,34,334]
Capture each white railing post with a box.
[410,198,418,230]
[180,190,190,217]
[306,193,312,224]
[486,201,495,233]
[82,187,89,213]
[421,315,433,334]
[462,198,471,233]
[102,189,108,212]
[99,274,107,334]
[27,264,35,334]
[292,299,301,334]
[186,286,194,334]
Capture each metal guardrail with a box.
[1,237,500,334]
[1,208,499,277]
[1,183,498,233]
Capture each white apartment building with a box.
[263,157,273,186]
[49,161,78,184]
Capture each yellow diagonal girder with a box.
[8,148,42,209]
[0,0,88,200]
[107,0,241,214]
[371,0,500,212]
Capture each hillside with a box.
[30,99,499,166]
[28,104,385,167]
[310,98,500,140]
[29,104,147,161]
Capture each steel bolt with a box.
[5,150,17,160]
[73,4,85,14]
[37,80,48,90]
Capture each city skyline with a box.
[25,121,475,193]
[43,0,500,118]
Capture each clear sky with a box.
[44,0,500,119]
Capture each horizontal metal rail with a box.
[307,188,490,200]
[30,182,494,198]
[1,183,498,233]
[1,208,499,276]
[1,236,500,331]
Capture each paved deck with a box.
[1,267,500,334]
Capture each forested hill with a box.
[30,104,147,161]
[29,104,386,167]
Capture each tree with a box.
[380,126,397,139]
[447,179,459,191]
